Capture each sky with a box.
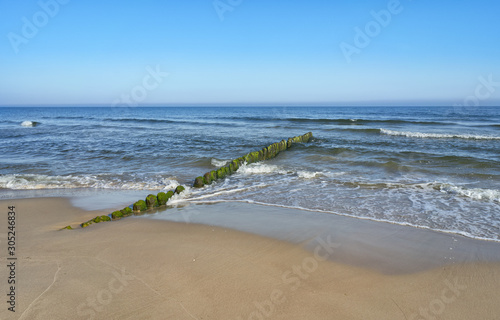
[0,0,499,106]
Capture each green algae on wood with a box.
[146,194,159,208]
[81,222,92,228]
[121,207,133,216]
[93,215,111,223]
[194,176,204,188]
[192,132,313,188]
[210,170,217,181]
[133,200,147,212]
[80,215,111,228]
[175,185,186,194]
[77,132,313,229]
[111,211,123,220]
[166,190,174,200]
[157,192,168,206]
[203,172,212,185]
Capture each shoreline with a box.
[3,187,500,244]
[145,200,500,274]
[187,199,500,244]
[0,196,499,319]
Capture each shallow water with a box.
[1,106,499,240]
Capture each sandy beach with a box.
[2,0,500,317]
[1,197,499,320]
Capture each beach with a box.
[1,197,499,320]
[2,0,500,317]
[1,106,499,319]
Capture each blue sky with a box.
[0,0,499,106]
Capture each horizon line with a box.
[1,102,500,108]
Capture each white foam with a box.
[0,174,179,191]
[345,180,500,203]
[183,198,500,242]
[297,171,320,179]
[434,183,500,203]
[183,199,500,243]
[236,162,340,180]
[188,184,266,201]
[211,158,229,167]
[166,186,191,204]
[380,128,500,140]
[21,121,37,127]
[237,163,289,175]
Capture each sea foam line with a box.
[236,162,340,179]
[183,199,500,243]
[380,128,500,140]
[0,174,179,191]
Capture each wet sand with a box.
[0,197,499,319]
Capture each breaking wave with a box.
[0,174,179,191]
[380,128,500,140]
[21,121,39,127]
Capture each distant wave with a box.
[223,116,453,126]
[21,121,39,127]
[328,128,381,134]
[105,117,179,124]
[100,117,244,128]
[45,116,87,120]
[0,174,179,190]
[287,118,449,126]
[380,128,500,140]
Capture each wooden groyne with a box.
[192,132,313,188]
[64,132,313,230]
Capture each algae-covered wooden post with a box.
[68,132,313,230]
[192,132,313,188]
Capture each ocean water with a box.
[1,106,499,241]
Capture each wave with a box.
[287,118,449,126]
[102,117,243,128]
[380,128,500,140]
[340,180,500,203]
[105,117,179,124]
[237,163,290,175]
[21,121,39,127]
[230,115,454,125]
[328,128,381,134]
[0,174,179,191]
[235,162,345,179]
[433,183,500,203]
[328,127,500,141]
[186,199,500,242]
[44,116,88,120]
[211,158,229,167]
[188,184,269,201]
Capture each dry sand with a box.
[0,197,499,320]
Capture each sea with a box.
[0,106,499,241]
